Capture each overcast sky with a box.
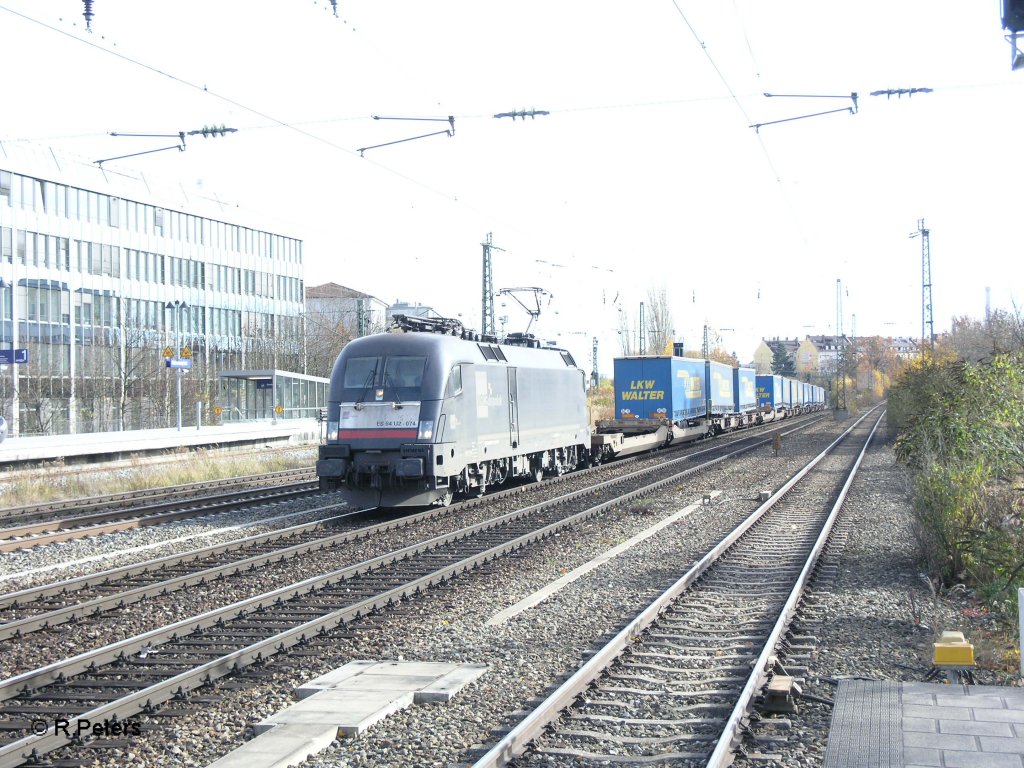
[1,1,1020,373]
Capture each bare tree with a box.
[304,306,356,379]
[645,287,674,355]
[946,308,1024,363]
[108,315,166,431]
[616,307,636,356]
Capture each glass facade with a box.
[218,370,328,422]
[0,147,309,436]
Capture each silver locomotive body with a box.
[316,330,590,507]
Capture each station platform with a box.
[824,679,1024,767]
[0,419,322,470]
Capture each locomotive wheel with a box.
[532,465,544,483]
[439,489,454,506]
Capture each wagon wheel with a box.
[438,488,454,507]
[475,463,487,497]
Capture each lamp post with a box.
[0,277,7,419]
[165,300,188,431]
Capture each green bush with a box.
[890,351,1024,623]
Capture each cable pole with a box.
[639,302,646,354]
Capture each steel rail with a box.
[467,406,881,768]
[0,508,363,610]
[0,425,784,702]
[0,467,315,520]
[0,418,826,767]
[0,483,319,553]
[0,413,818,609]
[0,417,821,637]
[706,408,884,766]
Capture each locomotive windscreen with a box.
[341,355,427,401]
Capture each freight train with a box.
[316,316,826,507]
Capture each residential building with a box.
[890,336,919,359]
[798,335,849,377]
[0,143,305,436]
[306,283,387,337]
[752,337,801,375]
[304,283,388,378]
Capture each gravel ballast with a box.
[13,418,1021,768]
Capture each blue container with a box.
[779,377,793,408]
[756,374,784,408]
[708,360,734,415]
[613,356,707,422]
[733,367,757,413]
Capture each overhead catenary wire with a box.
[0,2,468,206]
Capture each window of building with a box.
[1,227,10,264]
[154,207,164,236]
[108,197,120,228]
[102,245,120,278]
[0,171,10,205]
[98,194,109,226]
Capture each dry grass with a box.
[0,447,317,508]
[589,381,615,424]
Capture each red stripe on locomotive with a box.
[337,429,418,439]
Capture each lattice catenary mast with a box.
[910,218,934,353]
[835,278,846,411]
[481,233,504,337]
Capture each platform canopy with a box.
[218,369,328,421]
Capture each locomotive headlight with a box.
[328,421,339,442]
[417,420,433,440]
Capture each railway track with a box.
[0,415,829,768]
[467,407,884,767]
[0,416,823,650]
[0,467,316,524]
[0,472,320,553]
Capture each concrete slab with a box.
[255,690,415,737]
[417,663,489,703]
[824,680,1024,768]
[206,660,488,768]
[205,724,339,768]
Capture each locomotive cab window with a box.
[446,365,463,396]
[342,356,380,391]
[383,355,427,398]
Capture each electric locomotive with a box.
[316,316,591,507]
